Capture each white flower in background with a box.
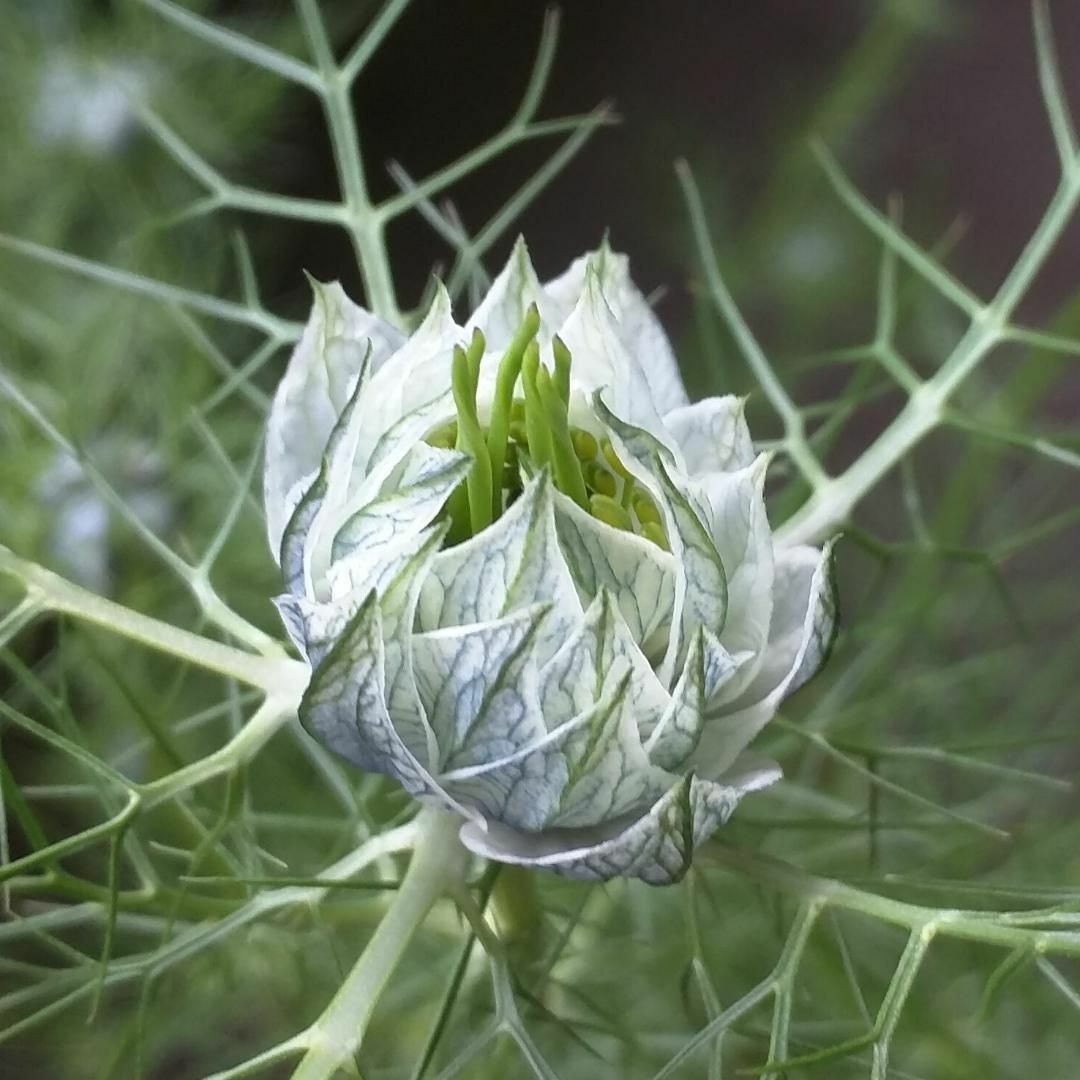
[33,55,146,154]
[264,240,836,884]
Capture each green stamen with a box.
[642,521,671,551]
[585,463,617,498]
[537,367,589,510]
[572,430,598,461]
[633,494,662,527]
[590,493,633,531]
[452,336,493,536]
[522,341,552,470]
[486,305,540,517]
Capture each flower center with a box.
[426,306,669,551]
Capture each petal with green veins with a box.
[663,395,755,476]
[280,525,444,668]
[264,279,402,556]
[544,243,689,415]
[412,604,551,771]
[696,540,838,775]
[418,471,581,664]
[438,714,583,831]
[550,663,671,829]
[551,492,677,661]
[458,771,759,884]
[557,257,673,443]
[653,458,729,668]
[693,454,776,702]
[297,590,460,810]
[539,587,669,737]
[465,236,558,350]
[644,627,746,770]
[331,445,470,564]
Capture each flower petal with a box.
[539,588,669,737]
[412,604,551,772]
[458,771,757,884]
[545,243,688,414]
[694,540,838,775]
[264,279,403,556]
[418,471,582,664]
[557,253,673,440]
[465,237,559,350]
[298,588,452,804]
[663,395,754,476]
[549,663,670,829]
[331,444,470,564]
[644,627,746,770]
[693,454,775,703]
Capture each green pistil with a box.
[486,304,539,518]
[552,335,572,404]
[521,341,553,470]
[536,367,589,511]
[451,331,493,537]
[432,313,669,552]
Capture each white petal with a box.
[552,492,677,661]
[539,588,669,740]
[298,588,461,812]
[465,237,559,351]
[694,454,776,703]
[557,254,672,440]
[644,627,746,770]
[545,244,688,414]
[331,444,470,564]
[412,605,550,770]
[458,771,760,884]
[418,471,582,665]
[653,459,728,667]
[264,279,402,557]
[694,541,838,775]
[664,396,754,476]
[549,664,670,829]
[438,717,580,832]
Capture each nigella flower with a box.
[264,241,836,884]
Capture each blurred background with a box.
[2,1,1079,1077]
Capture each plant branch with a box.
[289,809,468,1079]
[0,547,305,696]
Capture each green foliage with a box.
[1,1,1078,1078]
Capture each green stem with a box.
[714,846,1080,957]
[291,810,468,1079]
[296,0,402,326]
[0,547,304,696]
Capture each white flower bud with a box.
[264,239,836,884]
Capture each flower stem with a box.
[291,809,468,1079]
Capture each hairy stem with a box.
[291,809,468,1079]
